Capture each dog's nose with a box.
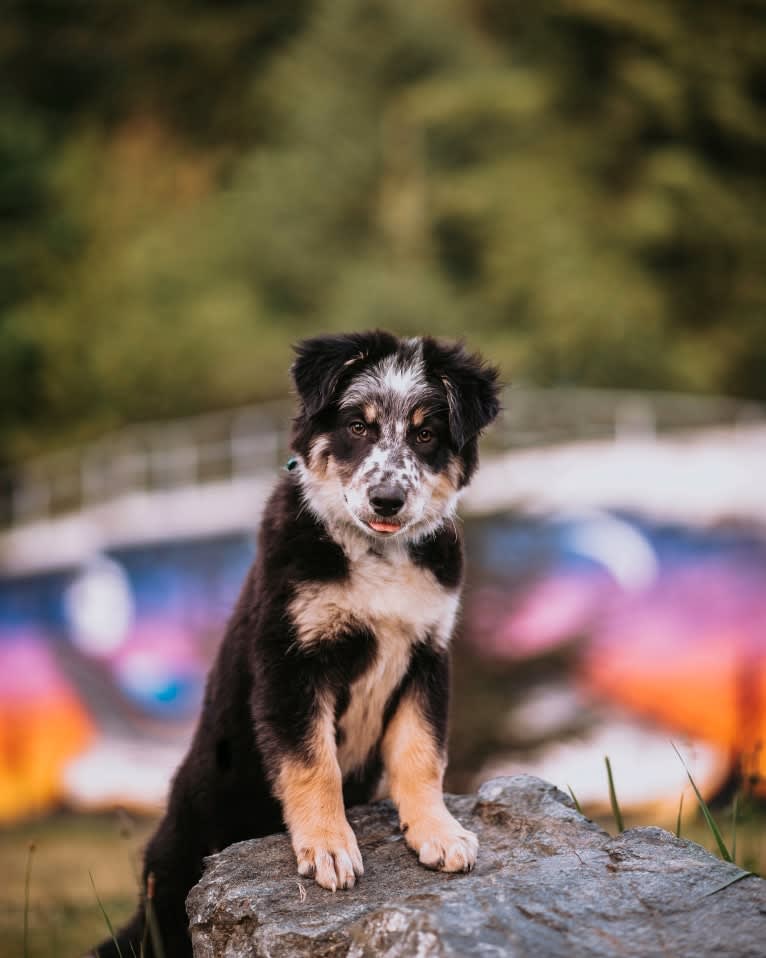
[369,483,406,517]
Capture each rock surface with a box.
[186,775,765,957]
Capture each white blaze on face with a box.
[340,349,429,415]
[378,353,427,398]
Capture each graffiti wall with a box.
[462,510,766,804]
[1,511,764,821]
[0,534,254,820]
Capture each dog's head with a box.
[291,331,500,543]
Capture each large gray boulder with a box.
[186,775,765,957]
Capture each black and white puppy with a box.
[93,331,500,958]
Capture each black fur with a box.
[409,527,463,590]
[405,640,451,752]
[420,336,501,484]
[291,330,399,422]
[92,332,499,958]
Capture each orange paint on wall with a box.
[587,634,765,794]
[0,693,94,821]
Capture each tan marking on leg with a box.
[276,698,363,890]
[382,697,478,873]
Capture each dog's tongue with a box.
[369,520,401,534]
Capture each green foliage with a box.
[89,871,123,958]
[604,755,624,833]
[567,785,584,815]
[23,843,34,958]
[1,0,765,460]
[672,742,734,864]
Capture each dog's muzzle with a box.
[364,482,408,535]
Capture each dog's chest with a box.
[289,549,460,775]
[289,548,459,647]
[335,618,413,775]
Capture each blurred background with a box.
[1,0,765,953]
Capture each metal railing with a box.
[1,387,763,530]
[0,402,293,529]
[492,386,764,449]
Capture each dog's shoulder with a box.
[257,473,349,585]
[407,523,463,590]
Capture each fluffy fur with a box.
[91,331,499,958]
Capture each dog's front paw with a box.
[403,811,478,873]
[294,822,364,891]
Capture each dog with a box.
[92,331,500,957]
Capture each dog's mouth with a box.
[366,519,402,535]
[343,493,409,537]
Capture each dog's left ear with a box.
[291,331,399,418]
[422,338,501,449]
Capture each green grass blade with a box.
[89,871,124,958]
[675,792,684,839]
[604,756,624,833]
[703,868,753,896]
[144,872,167,958]
[147,906,166,958]
[141,899,149,958]
[671,742,733,862]
[23,842,35,958]
[567,784,584,815]
[731,793,739,864]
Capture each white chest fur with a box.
[335,618,413,774]
[288,547,460,775]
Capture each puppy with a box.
[92,331,500,958]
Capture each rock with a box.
[186,775,765,958]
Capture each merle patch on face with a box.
[291,332,500,542]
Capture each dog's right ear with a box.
[291,331,399,418]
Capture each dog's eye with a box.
[416,427,433,444]
[349,421,367,437]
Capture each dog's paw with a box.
[403,812,478,873]
[294,823,364,891]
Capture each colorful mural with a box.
[0,512,764,821]
[0,534,254,821]
[465,510,766,795]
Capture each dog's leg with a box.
[382,693,478,873]
[275,698,363,891]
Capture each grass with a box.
[567,785,583,815]
[604,756,625,833]
[671,742,734,863]
[0,810,156,958]
[143,873,167,958]
[23,843,35,958]
[90,870,123,958]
